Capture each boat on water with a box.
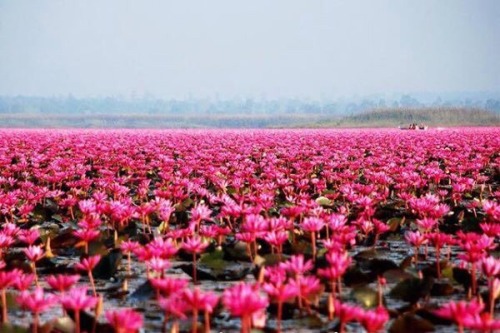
[399,123,428,130]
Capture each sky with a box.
[0,0,499,99]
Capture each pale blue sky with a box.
[0,0,499,99]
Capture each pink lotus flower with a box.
[405,230,428,263]
[60,287,99,333]
[158,293,189,331]
[181,287,219,333]
[281,254,313,277]
[18,229,40,245]
[301,217,325,259]
[318,251,351,301]
[23,245,44,286]
[263,230,288,260]
[182,236,209,284]
[360,306,389,333]
[12,272,35,291]
[463,312,500,332]
[263,278,297,332]
[150,276,189,297]
[47,274,80,293]
[73,228,100,254]
[334,301,365,333]
[435,299,484,333]
[17,287,57,333]
[223,283,268,333]
[120,240,140,276]
[0,269,21,323]
[75,255,101,296]
[105,308,143,333]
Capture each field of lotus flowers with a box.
[0,128,499,333]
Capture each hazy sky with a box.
[0,0,499,99]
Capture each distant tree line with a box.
[1,94,499,117]
[0,95,499,128]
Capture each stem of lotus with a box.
[331,281,337,304]
[328,294,334,320]
[293,276,302,311]
[311,232,316,260]
[192,308,198,333]
[373,234,379,250]
[1,289,6,323]
[88,272,97,297]
[277,300,283,333]
[33,311,39,333]
[471,265,477,296]
[204,310,210,333]
[489,278,495,317]
[192,253,197,285]
[127,252,132,276]
[246,243,253,262]
[377,281,383,307]
[436,247,441,279]
[339,321,346,333]
[75,310,80,333]
[31,262,39,287]
[161,312,170,333]
[172,320,179,333]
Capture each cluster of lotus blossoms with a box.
[0,128,498,332]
